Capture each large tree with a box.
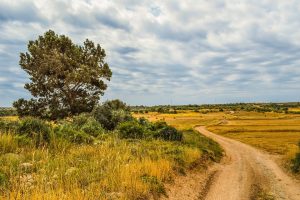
[14,30,112,119]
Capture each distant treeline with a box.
[131,102,300,114]
[0,107,17,116]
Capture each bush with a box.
[72,114,104,137]
[17,117,51,147]
[117,121,146,139]
[93,100,132,130]
[155,126,182,141]
[80,120,104,137]
[55,125,93,144]
[118,119,183,141]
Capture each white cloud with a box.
[0,0,300,106]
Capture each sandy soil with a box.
[162,126,300,200]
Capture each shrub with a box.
[155,126,182,141]
[153,121,168,130]
[72,114,104,137]
[72,113,91,127]
[80,119,104,137]
[117,121,146,139]
[55,125,93,144]
[93,100,132,130]
[17,117,51,147]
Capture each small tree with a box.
[13,30,112,119]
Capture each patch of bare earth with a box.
[160,163,219,200]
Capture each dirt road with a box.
[196,126,300,200]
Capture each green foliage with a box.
[117,121,145,139]
[17,117,51,147]
[155,126,182,141]
[0,171,8,188]
[0,120,19,133]
[13,98,47,118]
[0,107,17,116]
[117,119,183,141]
[93,99,132,130]
[80,120,104,138]
[72,114,105,137]
[55,125,93,144]
[291,141,300,173]
[13,30,112,119]
[183,130,223,162]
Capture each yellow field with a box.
[206,112,300,163]
[0,116,18,121]
[133,111,230,130]
[135,111,300,163]
[289,107,300,112]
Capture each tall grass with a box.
[0,129,220,199]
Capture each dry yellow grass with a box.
[289,107,300,112]
[137,110,300,167]
[0,116,18,121]
[0,124,210,200]
[133,111,231,130]
[1,135,205,200]
[206,111,300,162]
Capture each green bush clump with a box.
[291,141,300,173]
[55,125,93,144]
[117,119,183,141]
[17,117,51,147]
[117,121,146,139]
[72,114,104,137]
[93,99,132,130]
[155,126,182,141]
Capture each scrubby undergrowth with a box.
[0,115,222,200]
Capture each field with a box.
[133,111,227,130]
[207,111,300,164]
[0,115,222,200]
[135,110,300,169]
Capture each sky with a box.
[0,0,300,106]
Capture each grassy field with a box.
[0,116,222,200]
[135,110,300,169]
[206,111,300,164]
[133,111,230,130]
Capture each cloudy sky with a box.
[0,0,300,106]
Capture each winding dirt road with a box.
[196,126,300,200]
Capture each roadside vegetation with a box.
[0,103,222,199]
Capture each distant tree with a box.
[13,30,112,119]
